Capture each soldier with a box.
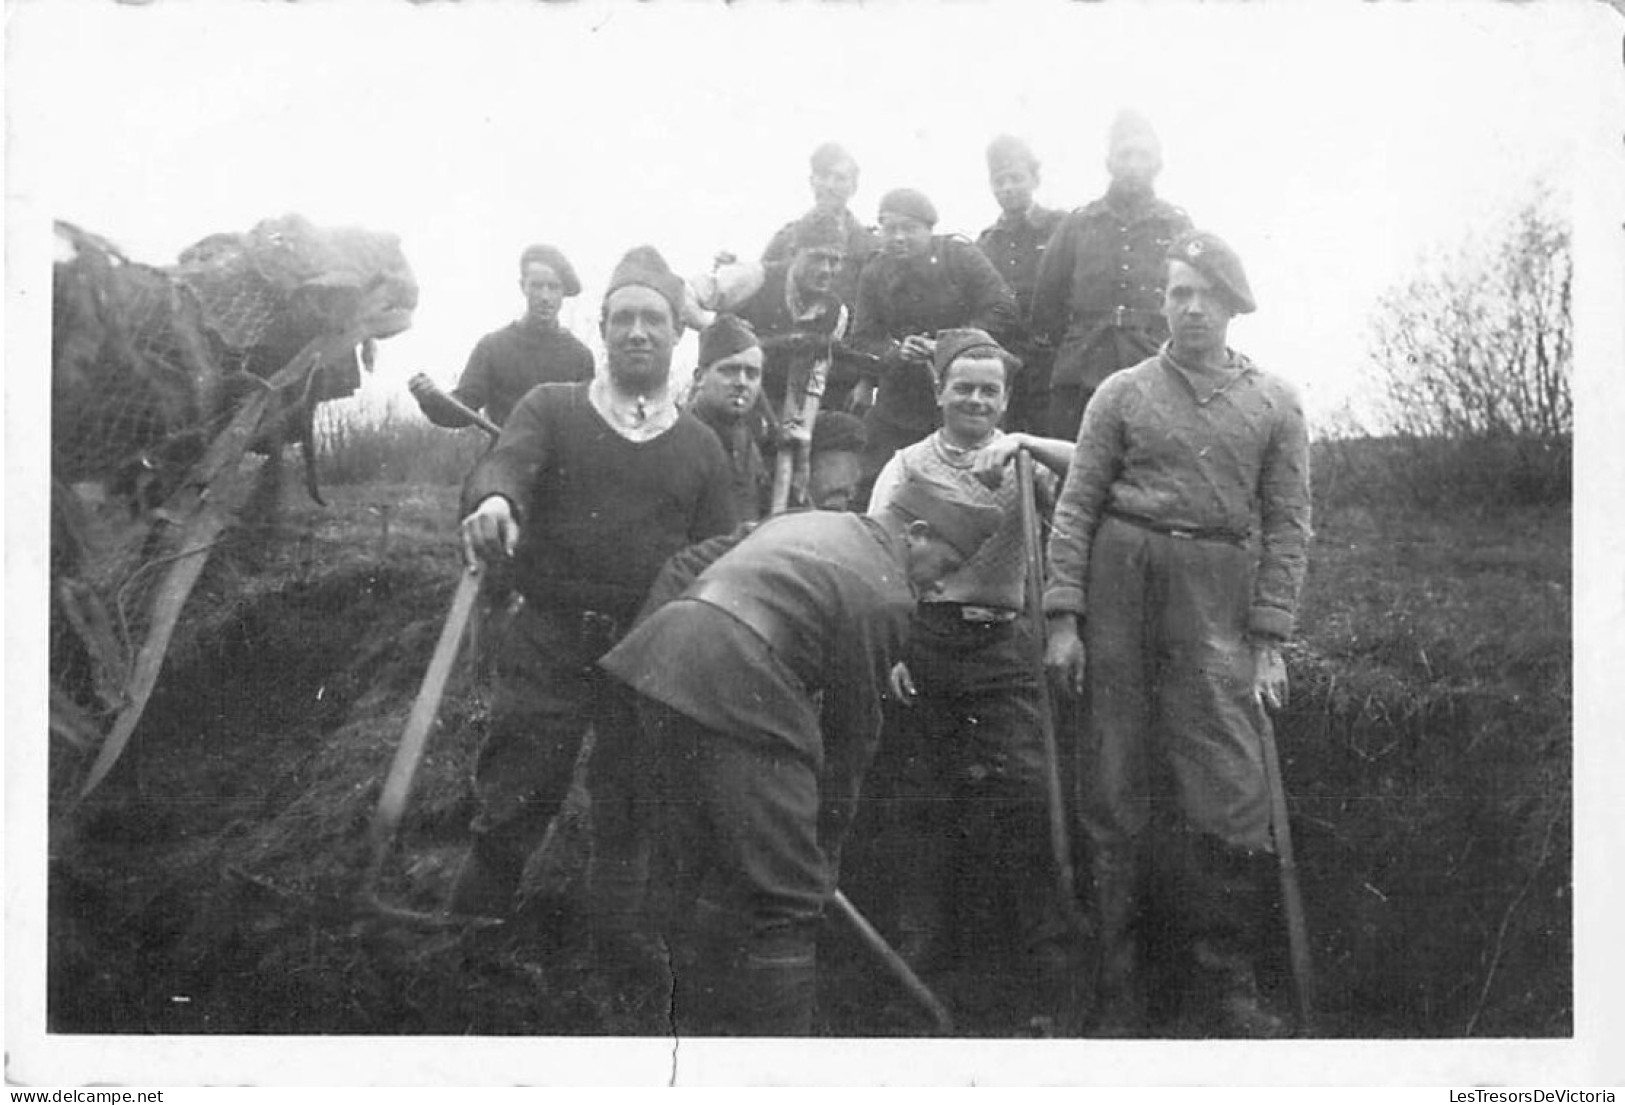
[863,330,1078,1022]
[686,315,769,523]
[411,244,594,429]
[804,410,868,513]
[850,187,1019,503]
[761,141,879,309]
[1043,231,1311,1037]
[448,246,738,986]
[736,211,867,419]
[976,136,1065,435]
[1030,111,1193,442]
[600,472,1004,1035]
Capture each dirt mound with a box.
[49,557,625,1035]
[46,491,1573,1039]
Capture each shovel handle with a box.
[363,567,482,890]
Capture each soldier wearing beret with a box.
[850,188,1020,505]
[861,330,1080,1024]
[1044,230,1311,1037]
[761,141,880,309]
[411,243,595,430]
[976,136,1065,435]
[687,315,770,523]
[600,472,1003,1035]
[1029,111,1193,442]
[449,246,738,989]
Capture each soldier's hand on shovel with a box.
[461,495,519,571]
[888,660,917,706]
[1251,641,1289,712]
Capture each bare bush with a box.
[1370,186,1572,444]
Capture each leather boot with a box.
[736,946,818,1037]
[1085,843,1146,1036]
[1185,835,1293,1039]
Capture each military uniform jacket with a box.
[1030,192,1192,391]
[600,510,915,771]
[762,207,880,310]
[851,236,1019,436]
[976,204,1065,328]
[736,262,858,414]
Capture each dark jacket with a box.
[762,207,880,310]
[851,236,1019,438]
[426,320,595,429]
[1030,190,1192,392]
[463,382,738,620]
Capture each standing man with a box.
[976,136,1065,435]
[761,141,879,309]
[600,473,1003,1035]
[411,243,594,429]
[1043,231,1311,1037]
[864,330,1078,1021]
[449,246,738,983]
[1030,111,1193,442]
[686,315,769,523]
[851,188,1019,502]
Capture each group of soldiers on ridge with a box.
[408,109,1313,1039]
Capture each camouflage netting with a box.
[49,215,417,793]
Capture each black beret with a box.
[878,188,938,228]
[1168,230,1256,314]
[518,243,582,297]
[604,244,686,319]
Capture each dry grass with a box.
[47,442,1574,1037]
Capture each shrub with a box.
[314,396,489,487]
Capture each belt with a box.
[686,579,797,649]
[1105,507,1249,547]
[1072,307,1165,331]
[920,602,1020,624]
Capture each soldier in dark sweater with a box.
[449,247,737,985]
[411,243,595,430]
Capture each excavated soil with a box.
[46,486,1572,1039]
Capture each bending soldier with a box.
[600,472,1003,1035]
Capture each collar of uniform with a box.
[1001,204,1053,233]
[590,377,679,440]
[1159,345,1256,405]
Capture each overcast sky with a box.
[6,0,1615,432]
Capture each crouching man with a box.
[599,473,1002,1035]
